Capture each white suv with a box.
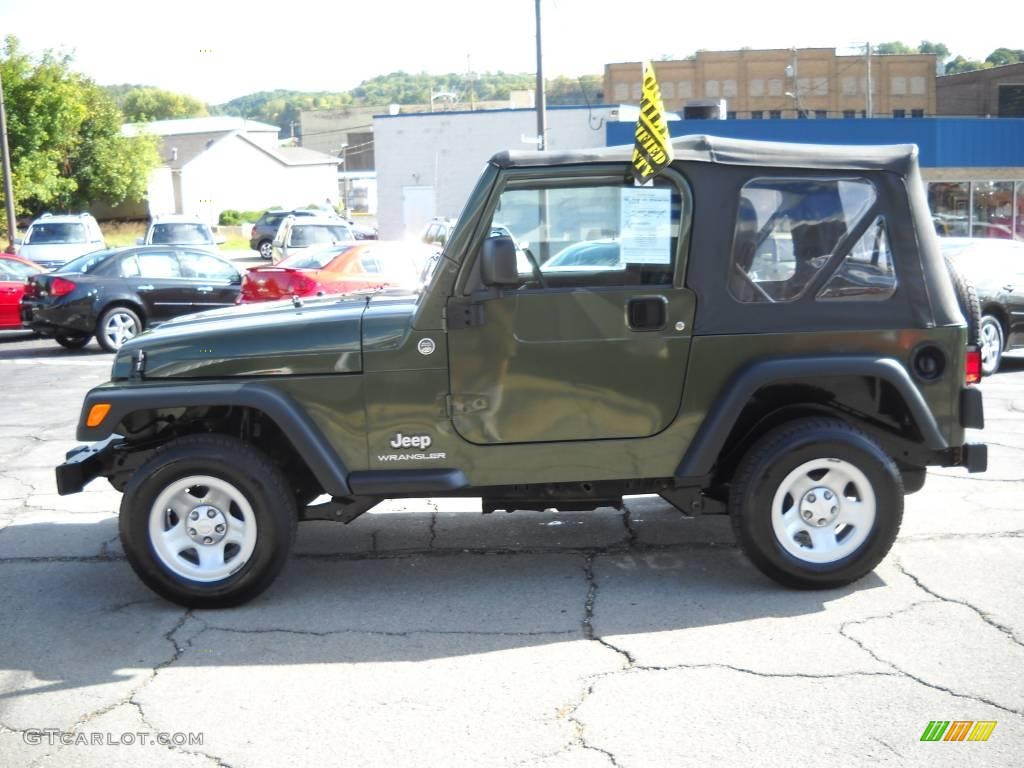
[139,215,223,251]
[17,213,106,269]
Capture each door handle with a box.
[627,296,668,331]
[1003,284,1015,293]
[196,286,214,293]
[137,284,155,291]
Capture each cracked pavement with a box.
[0,334,1022,767]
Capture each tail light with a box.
[965,347,981,385]
[51,277,77,297]
[292,274,319,295]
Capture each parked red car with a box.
[0,254,45,330]
[241,242,435,302]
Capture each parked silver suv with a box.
[17,213,106,269]
[138,215,223,252]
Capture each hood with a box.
[113,294,372,379]
[19,242,98,266]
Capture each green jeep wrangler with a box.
[58,136,987,607]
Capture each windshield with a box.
[56,248,116,274]
[27,222,86,244]
[0,257,43,278]
[279,245,355,270]
[289,224,353,247]
[150,223,214,244]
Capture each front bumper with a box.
[55,436,121,495]
[953,442,988,473]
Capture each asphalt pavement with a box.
[0,326,1021,767]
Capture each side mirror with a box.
[215,236,226,245]
[230,271,242,285]
[136,237,145,245]
[14,237,23,246]
[481,236,520,286]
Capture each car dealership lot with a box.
[0,335,1021,767]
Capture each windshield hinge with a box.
[447,301,486,329]
[131,349,146,379]
[444,394,454,419]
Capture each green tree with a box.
[918,41,951,61]
[875,41,915,55]
[0,35,159,222]
[116,86,208,122]
[944,55,992,75]
[985,48,1024,66]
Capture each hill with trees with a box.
[872,41,1023,75]
[211,73,603,135]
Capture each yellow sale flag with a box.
[632,60,675,185]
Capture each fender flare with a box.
[77,382,351,496]
[675,356,948,480]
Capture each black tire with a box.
[54,333,91,350]
[944,255,981,347]
[258,240,273,260]
[979,314,1004,376]
[96,306,143,352]
[729,417,904,589]
[118,435,297,608]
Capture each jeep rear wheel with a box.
[729,418,903,589]
[119,435,297,607]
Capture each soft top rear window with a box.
[729,177,877,303]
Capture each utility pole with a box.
[0,70,17,252]
[534,0,547,150]
[865,42,873,118]
[784,48,803,119]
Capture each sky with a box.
[0,0,1007,104]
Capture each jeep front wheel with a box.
[118,435,297,607]
[729,418,903,589]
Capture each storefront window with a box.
[928,182,969,237]
[971,181,1014,239]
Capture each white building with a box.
[120,117,340,224]
[374,105,654,240]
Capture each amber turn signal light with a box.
[86,403,111,427]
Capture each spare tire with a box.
[944,255,981,348]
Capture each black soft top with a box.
[491,134,918,176]
[490,134,962,333]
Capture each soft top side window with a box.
[817,216,897,301]
[479,177,690,290]
[729,177,876,303]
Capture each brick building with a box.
[604,48,936,119]
[937,62,1024,117]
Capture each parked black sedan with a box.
[940,237,1024,374]
[21,245,241,352]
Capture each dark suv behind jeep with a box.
[249,210,319,259]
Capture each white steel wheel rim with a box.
[980,319,1002,373]
[770,458,876,565]
[102,311,138,349]
[148,475,258,582]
